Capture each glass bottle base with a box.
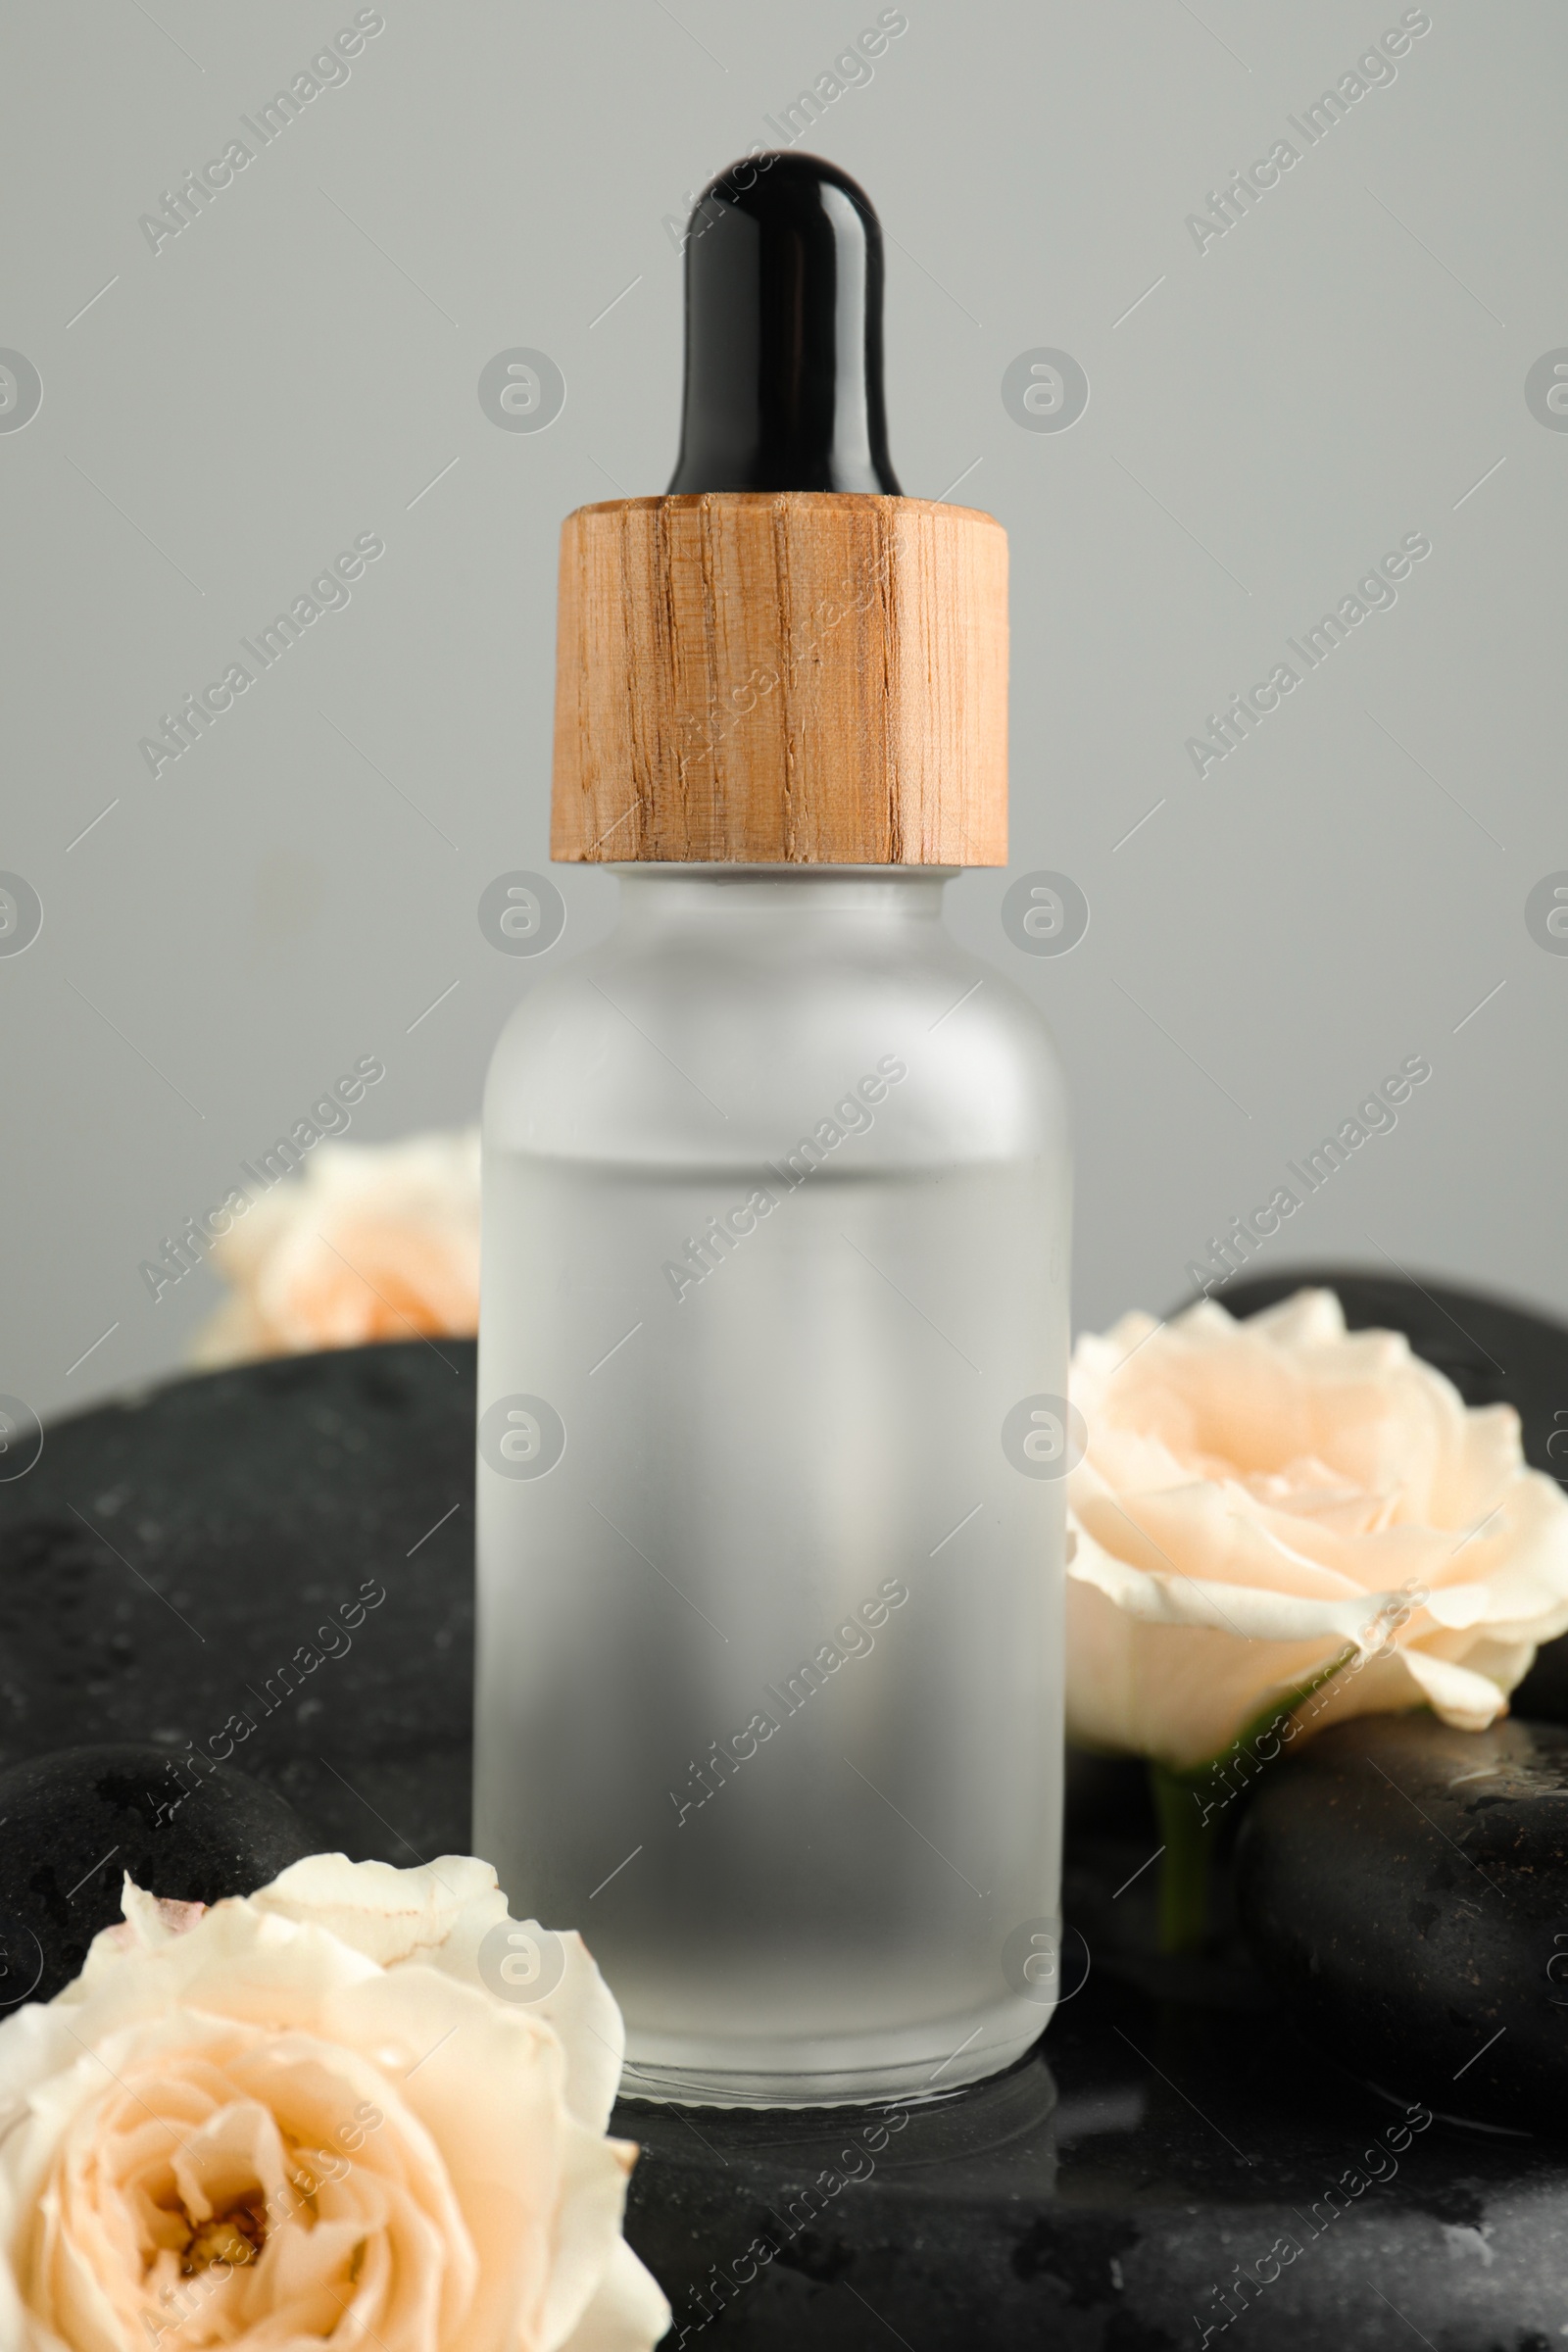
[618,1994,1052,2110]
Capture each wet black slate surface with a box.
[0,1270,1564,2348]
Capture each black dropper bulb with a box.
[667,152,901,496]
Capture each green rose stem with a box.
[1147,1648,1363,1954]
[1149,1762,1219,1955]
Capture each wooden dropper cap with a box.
[551,154,1007,867]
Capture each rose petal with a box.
[253,1853,506,1971]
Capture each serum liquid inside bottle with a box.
[474,155,1070,2107]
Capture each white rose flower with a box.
[0,1853,669,2352]
[1066,1289,1568,1773]
[194,1129,480,1367]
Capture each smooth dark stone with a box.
[0,1271,1564,2347]
[1236,1712,1568,2132]
[0,1343,476,1863]
[0,1742,317,2001]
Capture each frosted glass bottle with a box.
[474,864,1070,2106]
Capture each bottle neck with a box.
[606,865,956,922]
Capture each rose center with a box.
[180,2200,267,2277]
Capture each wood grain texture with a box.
[550,492,1007,865]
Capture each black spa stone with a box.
[0,1272,1565,2346]
[1235,1711,1568,2134]
[0,1743,317,2001]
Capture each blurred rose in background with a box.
[194,1129,480,1366]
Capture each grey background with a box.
[2,0,1563,1427]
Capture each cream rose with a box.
[1067,1288,1568,1772]
[194,1130,480,1367]
[0,1853,669,2352]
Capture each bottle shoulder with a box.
[485,917,1068,1168]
